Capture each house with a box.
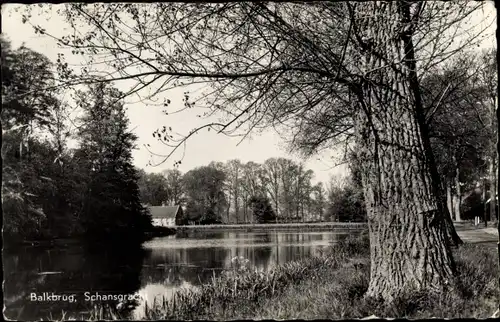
[149,205,183,227]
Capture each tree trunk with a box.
[446,181,454,220]
[483,176,488,227]
[244,197,248,224]
[490,153,497,223]
[234,186,239,224]
[454,165,462,222]
[226,189,231,224]
[275,192,279,223]
[353,1,455,302]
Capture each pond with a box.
[3,229,361,320]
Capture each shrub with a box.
[325,185,366,222]
[248,195,277,224]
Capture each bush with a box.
[325,185,366,222]
[248,195,277,224]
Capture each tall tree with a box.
[75,82,151,239]
[1,38,72,239]
[476,49,498,223]
[242,161,265,223]
[163,168,185,206]
[182,165,226,224]
[137,170,170,206]
[209,161,232,223]
[1,36,58,131]
[297,166,314,222]
[422,50,497,226]
[311,182,326,221]
[226,159,243,223]
[26,1,488,300]
[277,158,297,221]
[261,158,281,221]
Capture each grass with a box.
[242,244,499,320]
[60,231,499,320]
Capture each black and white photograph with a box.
[1,1,499,320]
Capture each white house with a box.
[149,205,182,227]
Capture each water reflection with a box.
[3,230,356,320]
[133,230,348,319]
[3,243,146,320]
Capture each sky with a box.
[1,3,496,185]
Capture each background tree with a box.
[75,82,151,239]
[424,49,497,223]
[1,37,76,240]
[137,170,170,206]
[209,161,232,223]
[260,158,281,222]
[175,206,189,226]
[163,168,185,206]
[278,158,298,222]
[249,195,277,224]
[476,49,498,223]
[1,37,57,130]
[182,165,227,225]
[226,159,244,223]
[310,182,326,221]
[295,164,314,222]
[325,177,366,223]
[242,161,265,223]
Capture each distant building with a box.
[149,205,183,227]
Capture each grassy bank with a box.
[140,233,498,320]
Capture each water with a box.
[3,229,360,320]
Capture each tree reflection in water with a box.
[135,231,344,304]
[3,242,146,321]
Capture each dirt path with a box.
[455,224,498,246]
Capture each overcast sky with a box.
[2,3,496,184]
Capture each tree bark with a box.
[243,196,248,224]
[234,180,239,225]
[483,176,488,227]
[490,147,497,223]
[353,1,455,301]
[226,189,232,224]
[446,181,454,220]
[453,163,462,222]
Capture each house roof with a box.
[149,206,181,219]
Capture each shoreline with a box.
[3,227,177,250]
[176,222,367,232]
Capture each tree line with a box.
[137,158,367,225]
[1,37,152,243]
[424,50,497,223]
